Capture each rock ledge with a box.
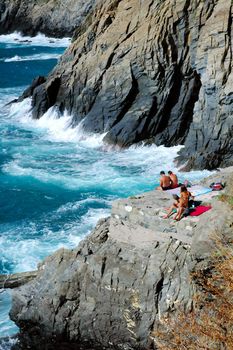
[10,168,233,350]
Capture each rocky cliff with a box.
[15,0,232,170]
[0,0,96,37]
[10,169,233,350]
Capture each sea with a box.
[0,32,210,350]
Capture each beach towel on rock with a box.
[189,205,212,216]
[166,185,212,197]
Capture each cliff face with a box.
[10,169,233,349]
[11,219,195,350]
[23,0,233,170]
[0,0,96,37]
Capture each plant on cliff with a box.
[218,178,233,209]
[218,194,233,208]
[153,236,233,350]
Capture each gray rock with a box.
[10,169,233,349]
[0,0,96,37]
[0,270,37,289]
[10,220,194,349]
[14,0,233,170]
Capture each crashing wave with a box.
[3,53,61,62]
[0,31,70,47]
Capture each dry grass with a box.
[153,236,233,350]
[218,194,233,208]
[218,177,233,208]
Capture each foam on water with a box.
[57,197,112,213]
[0,337,18,350]
[9,101,107,146]
[8,97,32,118]
[0,33,73,346]
[5,99,209,189]
[0,207,110,273]
[0,87,24,107]
[5,98,211,194]
[2,53,61,62]
[0,291,18,343]
[0,32,70,47]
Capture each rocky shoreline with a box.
[8,167,233,350]
[1,0,233,347]
[10,0,232,170]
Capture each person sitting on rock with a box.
[174,185,194,221]
[163,194,180,219]
[157,171,172,190]
[168,170,179,188]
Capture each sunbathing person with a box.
[174,185,194,221]
[168,170,179,188]
[157,171,173,190]
[163,194,180,218]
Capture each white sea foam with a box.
[36,107,108,147]
[0,87,25,114]
[0,338,18,350]
[2,159,110,191]
[5,98,212,193]
[3,53,61,62]
[0,32,70,47]
[9,97,32,116]
[0,291,19,338]
[9,100,107,147]
[67,207,110,246]
[80,207,109,226]
[0,206,110,274]
[57,197,111,213]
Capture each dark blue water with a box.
[0,33,210,349]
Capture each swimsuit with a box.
[171,184,179,189]
[162,186,171,190]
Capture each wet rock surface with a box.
[14,0,233,170]
[10,169,233,350]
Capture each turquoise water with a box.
[0,33,210,349]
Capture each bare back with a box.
[160,175,171,188]
[170,173,178,186]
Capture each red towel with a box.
[189,205,212,216]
